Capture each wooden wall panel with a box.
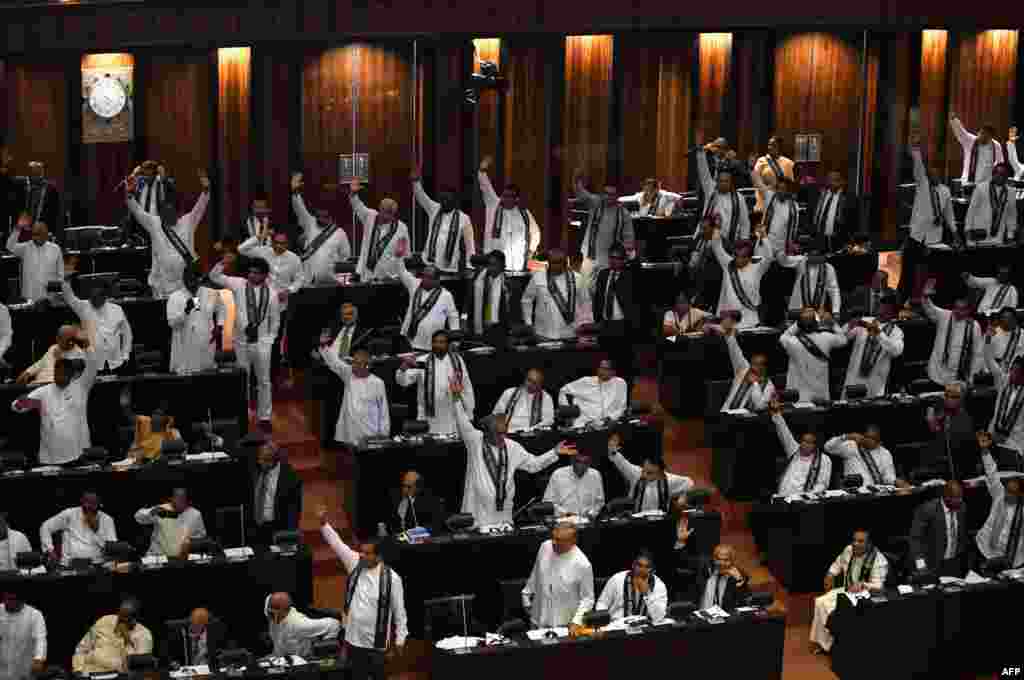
[948,30,1018,180]
[919,30,948,165]
[655,48,693,195]
[259,55,297,230]
[5,60,68,196]
[218,47,251,241]
[860,45,879,195]
[503,39,553,250]
[563,35,614,251]
[734,37,759,162]
[774,32,863,177]
[618,39,662,197]
[698,33,733,138]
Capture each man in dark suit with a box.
[691,543,750,611]
[909,480,969,578]
[592,242,641,386]
[910,383,978,482]
[807,171,859,251]
[249,440,303,547]
[465,250,515,337]
[387,470,444,535]
[164,608,229,669]
[847,270,899,319]
[324,302,373,359]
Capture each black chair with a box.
[593,576,609,601]
[423,594,481,643]
[498,578,529,623]
[214,506,245,548]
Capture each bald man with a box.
[693,544,749,611]
[909,480,968,578]
[351,178,409,281]
[17,325,88,385]
[165,608,227,669]
[388,470,444,534]
[522,524,595,632]
[266,592,340,659]
[6,221,63,301]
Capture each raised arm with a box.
[950,116,976,148]
[61,280,90,321]
[725,333,751,375]
[5,228,27,256]
[695,148,714,195]
[527,211,542,257]
[980,434,1003,502]
[478,159,500,207]
[826,265,841,314]
[462,216,478,259]
[319,519,360,573]
[520,275,539,326]
[182,187,211,236]
[291,191,317,237]
[452,392,480,443]
[984,334,1007,387]
[318,345,353,384]
[771,413,799,456]
[412,180,439,215]
[349,181,373,225]
[824,435,855,459]
[237,236,264,256]
[1008,135,1024,177]
[608,449,642,488]
[117,310,133,365]
[208,262,245,293]
[710,231,731,270]
[910,146,927,187]
[877,326,904,359]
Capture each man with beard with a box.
[543,449,604,519]
[395,240,459,353]
[351,178,409,281]
[0,589,47,680]
[493,368,555,432]
[987,307,1022,374]
[62,278,132,373]
[922,281,983,387]
[769,400,832,495]
[842,295,904,398]
[521,248,592,340]
[780,306,848,402]
[396,330,474,435]
[965,162,1017,245]
[752,136,795,213]
[40,491,117,562]
[5,220,63,301]
[950,114,1003,185]
[976,431,1024,569]
[596,551,668,623]
[964,266,1018,315]
[478,156,540,272]
[167,265,225,375]
[319,346,389,447]
[466,250,511,336]
[290,172,352,283]
[574,170,635,277]
[411,163,475,272]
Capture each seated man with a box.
[824,427,906,487]
[522,524,594,632]
[40,491,117,564]
[909,480,968,578]
[842,295,904,398]
[607,432,693,512]
[769,401,832,495]
[16,325,87,385]
[810,529,887,654]
[596,550,668,623]
[164,608,227,669]
[396,330,474,436]
[493,368,556,432]
[0,514,32,571]
[719,315,776,412]
[73,598,154,674]
[662,293,710,338]
[0,588,47,679]
[543,449,605,519]
[780,307,847,402]
[127,405,183,462]
[976,431,1024,569]
[134,488,207,558]
[62,279,132,373]
[265,592,341,658]
[964,266,1017,315]
[693,544,749,611]
[558,359,628,427]
[388,470,444,535]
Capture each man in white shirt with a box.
[12,349,99,465]
[0,302,10,368]
[769,401,832,495]
[694,141,750,247]
[264,591,341,660]
[522,524,595,631]
[976,431,1024,570]
[950,114,1003,184]
[125,171,210,298]
[291,173,352,284]
[351,178,409,281]
[824,427,905,487]
[620,179,680,218]
[903,139,956,301]
[922,285,982,387]
[73,599,153,674]
[751,165,799,252]
[210,257,285,429]
[0,515,32,571]
[596,551,668,623]
[543,450,605,519]
[780,308,848,402]
[720,316,776,412]
[478,156,540,272]
[396,247,459,352]
[987,307,1023,375]
[452,388,575,527]
[810,529,888,654]
[466,250,511,336]
[964,163,1017,245]
[319,346,389,446]
[558,360,628,427]
[396,330,474,435]
[6,221,63,301]
[521,249,592,340]
[62,279,132,373]
[319,511,406,679]
[574,171,635,276]
[411,165,475,271]
[493,368,556,432]
[777,242,841,315]
[134,487,207,558]
[167,266,225,375]
[16,325,86,385]
[984,345,1024,456]
[0,590,47,680]
[964,266,1017,316]
[842,296,904,398]
[607,432,693,512]
[752,136,795,213]
[239,230,304,300]
[711,225,775,328]
[40,491,118,563]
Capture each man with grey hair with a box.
[265,592,340,659]
[17,325,87,385]
[350,178,409,281]
[250,439,303,545]
[394,240,459,352]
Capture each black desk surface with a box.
[351,419,662,535]
[433,612,785,680]
[3,548,312,667]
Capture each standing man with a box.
[21,161,61,240]
[250,440,303,546]
[751,168,800,253]
[780,307,848,402]
[903,136,957,302]
[964,162,1017,245]
[753,136,795,213]
[411,164,475,272]
[396,330,475,435]
[452,382,574,527]
[326,303,372,360]
[824,427,904,487]
[73,599,153,674]
[318,345,390,446]
[493,368,556,432]
[465,250,512,336]
[950,114,1003,185]
[210,257,285,430]
[0,515,32,570]
[543,450,605,519]
[710,225,775,329]
[167,266,225,375]
[126,170,210,298]
[984,341,1024,456]
[0,589,47,680]
[922,282,983,388]
[319,511,406,680]
[522,524,595,632]
[591,242,640,385]
[574,169,635,278]
[5,221,63,301]
[596,551,668,623]
[559,359,629,427]
[976,431,1024,569]
[291,172,352,284]
[777,240,841,317]
[478,156,540,272]
[769,401,832,495]
[134,487,207,558]
[396,244,459,353]
[351,179,409,281]
[521,249,592,341]
[988,307,1023,374]
[62,279,132,373]
[238,229,303,299]
[809,171,858,249]
[243,193,274,247]
[39,491,117,563]
[693,137,750,248]
[964,266,1017,316]
[842,296,904,398]
[607,432,693,512]
[719,316,776,412]
[909,480,968,578]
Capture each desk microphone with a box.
[511,496,540,524]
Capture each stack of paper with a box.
[526,627,568,640]
[435,636,483,650]
[142,555,168,567]
[170,665,210,678]
[185,452,230,462]
[30,465,63,474]
[964,570,991,585]
[631,509,666,519]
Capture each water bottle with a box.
[377,522,388,538]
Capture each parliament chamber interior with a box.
[0,2,1021,678]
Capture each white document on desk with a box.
[526,627,568,641]
[964,570,991,585]
[436,636,484,650]
[170,665,211,678]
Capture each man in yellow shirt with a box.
[72,598,153,674]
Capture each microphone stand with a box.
[511,496,540,525]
